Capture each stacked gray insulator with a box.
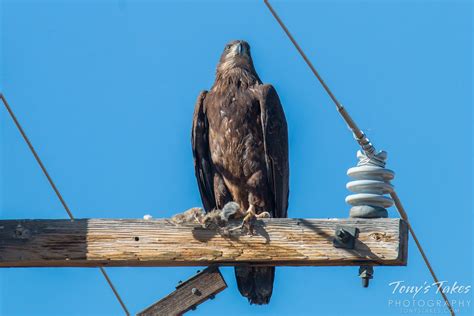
[346,150,395,218]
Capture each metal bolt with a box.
[191,287,201,296]
[190,305,197,311]
[14,225,30,240]
[337,229,350,243]
[209,294,215,300]
[196,270,201,274]
[359,266,374,288]
[362,278,369,288]
[175,280,183,290]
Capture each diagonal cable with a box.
[263,1,456,315]
[0,93,130,316]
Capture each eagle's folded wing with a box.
[258,84,289,218]
[191,91,216,212]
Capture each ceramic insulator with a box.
[346,150,395,218]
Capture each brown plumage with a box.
[191,40,289,304]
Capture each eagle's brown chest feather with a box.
[206,91,266,177]
[204,89,270,209]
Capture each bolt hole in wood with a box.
[134,237,140,241]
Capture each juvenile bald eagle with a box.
[191,40,289,304]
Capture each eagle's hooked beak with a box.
[236,42,243,55]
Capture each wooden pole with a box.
[0,218,407,267]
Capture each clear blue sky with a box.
[0,1,472,315]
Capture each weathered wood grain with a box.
[0,218,408,267]
[137,266,227,316]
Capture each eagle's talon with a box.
[256,211,271,219]
[234,205,270,235]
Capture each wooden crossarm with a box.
[0,218,408,267]
[137,266,227,316]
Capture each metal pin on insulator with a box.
[346,149,394,287]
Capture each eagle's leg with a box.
[241,204,256,233]
[232,205,271,234]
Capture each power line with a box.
[0,93,130,316]
[99,267,130,315]
[263,1,455,315]
[0,94,75,220]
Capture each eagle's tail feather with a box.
[235,266,275,305]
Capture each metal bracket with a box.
[333,225,359,249]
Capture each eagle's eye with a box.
[225,45,231,51]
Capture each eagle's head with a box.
[216,40,256,74]
[212,40,261,91]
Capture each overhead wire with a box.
[0,93,130,316]
[263,1,455,315]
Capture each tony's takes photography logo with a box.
[387,280,472,314]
